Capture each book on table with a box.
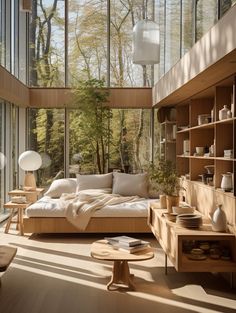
[105,235,142,247]
[116,241,150,254]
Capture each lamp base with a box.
[24,172,36,191]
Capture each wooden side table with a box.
[4,202,32,236]
[8,188,44,203]
[91,240,154,291]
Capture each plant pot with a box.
[159,194,167,209]
[166,195,180,213]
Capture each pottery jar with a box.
[219,105,231,120]
[220,172,233,192]
[211,204,227,232]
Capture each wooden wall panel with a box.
[29,87,152,109]
[0,65,29,106]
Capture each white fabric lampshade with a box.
[18,150,42,171]
[0,152,6,170]
[132,19,160,65]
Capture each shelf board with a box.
[177,155,235,161]
[160,140,176,144]
[179,254,236,272]
[161,121,176,125]
[177,118,236,134]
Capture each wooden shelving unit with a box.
[175,75,236,228]
[160,121,176,164]
[148,206,236,273]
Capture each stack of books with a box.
[105,236,150,254]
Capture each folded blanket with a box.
[60,189,142,230]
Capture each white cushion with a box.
[112,172,148,198]
[44,178,77,198]
[76,173,113,191]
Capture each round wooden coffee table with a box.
[91,239,154,291]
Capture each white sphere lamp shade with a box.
[132,20,160,65]
[0,152,6,170]
[18,151,42,190]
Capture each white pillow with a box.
[76,173,113,191]
[112,172,148,198]
[44,178,77,198]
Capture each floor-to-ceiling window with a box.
[28,108,65,186]
[0,100,5,217]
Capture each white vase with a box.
[219,105,231,120]
[211,205,227,232]
[221,172,233,192]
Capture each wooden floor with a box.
[0,225,236,313]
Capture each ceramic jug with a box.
[220,172,233,191]
[211,204,227,232]
[219,105,231,120]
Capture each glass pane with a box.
[196,0,218,41]
[220,0,236,17]
[29,0,65,87]
[109,109,151,173]
[28,108,65,187]
[181,0,195,56]
[154,0,165,82]
[68,0,107,84]
[110,0,153,87]
[165,0,181,72]
[19,9,27,83]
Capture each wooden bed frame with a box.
[23,216,151,234]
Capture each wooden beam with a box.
[29,87,152,109]
[0,66,29,106]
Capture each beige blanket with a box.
[60,189,142,230]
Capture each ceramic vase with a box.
[221,172,233,192]
[211,204,227,232]
[219,105,231,120]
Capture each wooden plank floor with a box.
[0,224,236,313]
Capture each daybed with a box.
[23,172,157,234]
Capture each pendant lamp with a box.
[132,19,160,65]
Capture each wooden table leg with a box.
[4,209,15,234]
[18,208,24,236]
[107,260,135,291]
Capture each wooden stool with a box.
[0,245,17,286]
[4,202,32,236]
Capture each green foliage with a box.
[72,78,112,173]
[149,160,180,196]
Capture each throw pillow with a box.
[112,172,148,198]
[76,173,113,191]
[44,178,77,198]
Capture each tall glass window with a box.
[165,0,181,73]
[29,0,65,87]
[0,100,5,216]
[28,108,65,187]
[68,0,107,84]
[181,0,195,56]
[196,0,218,41]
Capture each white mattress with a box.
[25,196,158,218]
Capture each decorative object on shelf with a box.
[176,214,202,228]
[195,146,204,156]
[172,205,195,214]
[183,140,190,156]
[219,105,231,120]
[159,194,167,209]
[220,172,233,192]
[18,150,42,191]
[211,108,215,122]
[224,149,233,158]
[209,140,215,156]
[210,204,227,232]
[11,196,27,204]
[198,114,211,125]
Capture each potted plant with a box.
[150,159,181,212]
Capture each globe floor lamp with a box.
[18,150,42,191]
